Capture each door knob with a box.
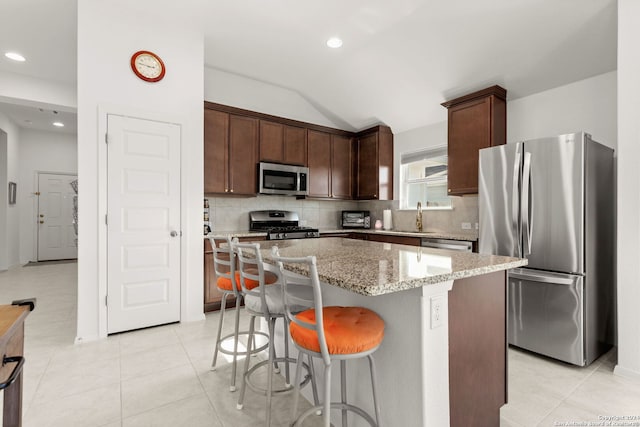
[39,220,44,224]
[39,214,44,218]
[170,231,178,237]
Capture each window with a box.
[400,146,452,210]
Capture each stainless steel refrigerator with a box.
[478,132,614,366]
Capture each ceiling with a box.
[0,0,617,134]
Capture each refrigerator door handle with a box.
[522,152,533,256]
[509,270,578,286]
[512,150,522,257]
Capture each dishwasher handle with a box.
[421,238,473,252]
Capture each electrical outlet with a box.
[461,222,471,230]
[430,295,444,329]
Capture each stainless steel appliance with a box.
[341,211,371,229]
[421,238,472,252]
[479,132,614,366]
[249,210,319,240]
[258,162,309,196]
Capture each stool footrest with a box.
[244,357,313,397]
[217,331,269,357]
[294,402,378,427]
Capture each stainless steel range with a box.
[249,210,319,240]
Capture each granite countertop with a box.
[319,229,479,242]
[207,229,478,241]
[256,237,526,296]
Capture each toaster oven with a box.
[341,211,371,229]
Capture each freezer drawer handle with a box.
[509,271,576,286]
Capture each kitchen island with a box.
[253,237,527,427]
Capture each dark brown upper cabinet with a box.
[441,85,506,196]
[204,108,258,195]
[307,130,332,198]
[330,135,353,199]
[204,101,393,200]
[306,131,353,199]
[259,120,308,166]
[355,126,394,200]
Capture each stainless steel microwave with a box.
[258,162,309,196]
[342,211,371,229]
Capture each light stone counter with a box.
[320,228,479,241]
[256,237,526,296]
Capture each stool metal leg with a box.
[323,362,332,427]
[291,352,305,424]
[229,296,242,392]
[211,292,228,371]
[284,319,291,386]
[341,360,348,427]
[368,355,381,427]
[265,318,276,426]
[308,354,319,407]
[236,314,256,410]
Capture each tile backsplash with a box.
[206,195,478,236]
[206,195,358,231]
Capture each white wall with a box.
[204,67,340,128]
[508,71,617,148]
[0,70,76,111]
[18,129,77,264]
[615,0,640,379]
[0,112,21,270]
[77,0,204,341]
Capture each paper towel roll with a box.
[383,209,392,230]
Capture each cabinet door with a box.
[307,130,331,198]
[357,133,379,199]
[259,120,284,163]
[447,97,491,195]
[283,126,307,166]
[204,109,229,194]
[229,115,258,195]
[331,135,353,199]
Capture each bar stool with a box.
[272,247,385,427]
[234,241,318,427]
[209,235,278,391]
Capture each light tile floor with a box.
[1,262,639,426]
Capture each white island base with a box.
[273,278,455,427]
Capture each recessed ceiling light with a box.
[53,122,64,128]
[326,37,343,49]
[5,52,26,62]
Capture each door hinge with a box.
[105,134,109,144]
[105,214,108,225]
[105,295,108,306]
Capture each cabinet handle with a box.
[225,189,229,193]
[448,189,451,193]
[230,189,234,193]
[374,194,377,197]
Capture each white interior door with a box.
[107,114,181,334]
[37,173,78,261]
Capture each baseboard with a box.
[614,364,640,380]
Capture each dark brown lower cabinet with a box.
[204,236,266,312]
[448,271,507,427]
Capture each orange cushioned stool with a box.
[209,236,277,392]
[272,247,384,427]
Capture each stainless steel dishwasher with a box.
[421,237,473,252]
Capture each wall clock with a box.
[130,50,165,82]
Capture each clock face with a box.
[131,51,165,82]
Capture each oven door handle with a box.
[0,356,25,391]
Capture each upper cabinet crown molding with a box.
[442,85,506,196]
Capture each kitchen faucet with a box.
[416,201,423,232]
